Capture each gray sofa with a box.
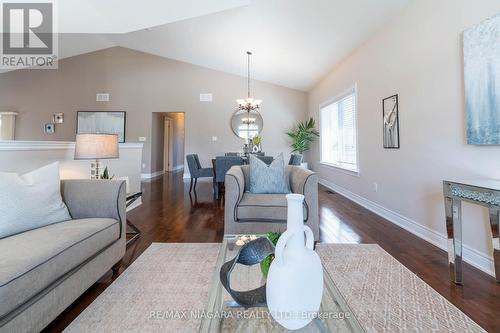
[224,165,319,240]
[0,180,126,333]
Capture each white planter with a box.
[266,194,323,330]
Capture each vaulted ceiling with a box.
[13,0,411,91]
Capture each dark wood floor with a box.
[43,172,500,332]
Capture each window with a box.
[320,87,358,172]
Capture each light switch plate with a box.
[200,93,213,102]
[138,137,146,142]
[212,136,217,142]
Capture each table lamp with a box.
[74,133,119,179]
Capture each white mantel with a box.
[0,140,144,194]
[0,140,143,151]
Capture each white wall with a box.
[308,0,500,275]
[0,141,143,194]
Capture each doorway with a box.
[164,117,173,172]
[151,112,185,176]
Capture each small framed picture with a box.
[44,123,55,134]
[53,113,64,123]
[382,95,400,149]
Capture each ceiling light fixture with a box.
[236,51,262,111]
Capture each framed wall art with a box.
[463,13,500,145]
[77,111,126,143]
[44,123,55,134]
[382,94,400,149]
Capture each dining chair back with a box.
[186,154,213,193]
[256,155,274,165]
[288,154,303,166]
[215,156,244,183]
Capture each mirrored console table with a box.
[443,180,500,284]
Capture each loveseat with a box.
[0,180,126,333]
[224,165,319,240]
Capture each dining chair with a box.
[214,156,244,198]
[186,154,214,193]
[288,154,303,166]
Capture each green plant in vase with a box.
[100,166,114,180]
[260,231,281,278]
[286,117,319,154]
[252,135,262,153]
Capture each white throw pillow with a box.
[0,162,71,239]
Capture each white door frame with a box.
[163,117,174,172]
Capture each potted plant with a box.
[100,166,114,180]
[260,231,281,278]
[286,117,319,169]
[252,135,262,153]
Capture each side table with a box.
[126,192,142,247]
[443,180,500,284]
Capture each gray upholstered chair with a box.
[186,154,214,193]
[288,154,303,165]
[224,165,319,241]
[214,156,244,197]
[256,155,273,165]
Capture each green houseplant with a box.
[260,231,282,278]
[100,166,114,180]
[286,117,319,154]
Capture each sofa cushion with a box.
[236,193,307,222]
[242,165,292,193]
[0,218,119,318]
[0,162,71,239]
[249,154,290,194]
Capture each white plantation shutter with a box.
[320,87,358,172]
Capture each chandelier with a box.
[236,51,262,111]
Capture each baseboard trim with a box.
[171,164,184,172]
[141,170,164,180]
[319,178,496,277]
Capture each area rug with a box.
[64,243,485,332]
[316,244,485,333]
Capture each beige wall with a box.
[308,0,500,274]
[0,47,307,174]
[0,142,143,194]
[151,112,185,174]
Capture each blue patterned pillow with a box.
[249,153,290,194]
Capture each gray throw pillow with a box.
[249,153,290,194]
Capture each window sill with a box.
[319,162,360,177]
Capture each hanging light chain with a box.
[236,51,261,111]
[247,51,251,98]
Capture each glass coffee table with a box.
[199,235,364,332]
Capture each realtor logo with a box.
[1,1,58,69]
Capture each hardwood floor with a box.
[43,172,500,332]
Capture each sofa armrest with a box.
[61,179,126,237]
[289,166,319,241]
[225,166,245,204]
[289,166,317,195]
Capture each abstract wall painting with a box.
[383,94,400,149]
[463,13,500,145]
[77,111,126,142]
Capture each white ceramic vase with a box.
[266,193,323,330]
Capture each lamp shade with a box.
[74,134,119,160]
